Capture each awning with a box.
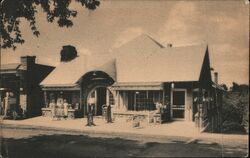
[42,84,80,91]
[112,82,163,90]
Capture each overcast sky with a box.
[1,0,249,87]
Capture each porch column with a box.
[94,90,97,115]
[116,91,120,110]
[134,92,137,111]
[198,87,203,128]
[106,89,110,105]
[44,91,48,107]
[162,89,165,105]
[170,83,174,119]
[80,89,83,113]
[113,91,117,110]
[185,88,193,122]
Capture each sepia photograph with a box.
[0,0,249,157]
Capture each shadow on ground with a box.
[0,133,247,158]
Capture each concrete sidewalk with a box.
[1,116,248,142]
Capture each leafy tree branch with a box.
[0,0,100,50]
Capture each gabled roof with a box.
[116,44,207,83]
[112,34,163,59]
[41,34,209,87]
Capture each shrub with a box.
[222,91,249,133]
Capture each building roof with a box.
[116,44,207,83]
[112,34,163,60]
[0,63,21,71]
[41,34,209,87]
[40,54,116,87]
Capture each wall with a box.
[185,88,193,121]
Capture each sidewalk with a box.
[1,116,248,142]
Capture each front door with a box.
[172,90,185,119]
[96,87,107,116]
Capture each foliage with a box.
[0,0,100,50]
[230,82,249,94]
[222,83,249,133]
[220,84,228,91]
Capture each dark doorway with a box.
[96,87,107,115]
[172,90,185,119]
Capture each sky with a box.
[1,0,249,87]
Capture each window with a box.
[127,91,135,110]
[135,91,163,111]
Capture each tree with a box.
[222,82,249,133]
[230,82,249,94]
[0,0,100,50]
[220,84,228,91]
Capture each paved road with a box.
[0,128,248,158]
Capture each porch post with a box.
[95,89,97,115]
[198,87,203,128]
[114,91,118,110]
[44,90,48,107]
[106,88,110,105]
[80,89,83,114]
[162,89,165,105]
[134,92,137,111]
[170,83,174,119]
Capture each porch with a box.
[41,86,83,119]
[111,81,222,132]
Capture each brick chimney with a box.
[214,72,218,84]
[20,56,36,70]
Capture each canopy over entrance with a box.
[80,70,115,116]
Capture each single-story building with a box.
[0,56,55,117]
[40,34,224,131]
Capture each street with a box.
[0,128,248,158]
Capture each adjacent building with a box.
[40,35,224,132]
[0,56,55,117]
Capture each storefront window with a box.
[134,91,163,111]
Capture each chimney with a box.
[214,72,218,84]
[20,56,36,70]
[60,45,78,62]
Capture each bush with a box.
[222,121,246,133]
[222,91,249,133]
